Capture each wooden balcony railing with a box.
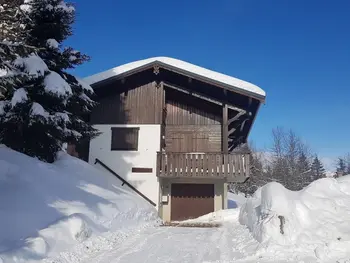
[156,152,250,182]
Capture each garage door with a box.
[171,183,214,221]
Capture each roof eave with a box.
[155,60,266,102]
[87,60,266,102]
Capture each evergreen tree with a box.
[296,152,312,188]
[0,0,34,97]
[336,157,346,177]
[229,144,267,196]
[311,156,326,180]
[344,154,350,175]
[0,0,98,162]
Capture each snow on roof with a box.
[84,57,266,100]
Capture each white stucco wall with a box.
[89,124,161,209]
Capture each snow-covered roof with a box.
[84,57,266,101]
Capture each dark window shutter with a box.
[111,127,139,151]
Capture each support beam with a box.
[228,117,250,137]
[228,111,246,126]
[163,82,247,112]
[223,103,228,154]
[164,82,222,106]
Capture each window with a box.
[111,127,139,151]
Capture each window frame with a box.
[111,127,140,151]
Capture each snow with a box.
[0,68,6,77]
[45,4,53,11]
[46,39,59,49]
[56,1,75,13]
[76,77,93,93]
[11,88,28,107]
[20,0,32,12]
[178,192,246,225]
[84,57,266,99]
[64,129,82,139]
[182,209,240,224]
[20,0,74,13]
[79,93,93,104]
[44,72,72,96]
[228,191,247,208]
[76,225,258,263]
[14,54,48,77]
[30,102,49,118]
[3,145,350,263]
[54,112,70,123]
[0,146,158,262]
[0,101,6,115]
[240,177,350,261]
[46,180,350,263]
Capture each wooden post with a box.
[223,103,228,154]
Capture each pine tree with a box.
[0,0,34,97]
[296,152,312,188]
[336,158,346,177]
[0,0,98,162]
[343,154,350,175]
[311,156,326,180]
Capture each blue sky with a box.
[68,0,350,168]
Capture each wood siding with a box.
[165,88,222,125]
[165,125,222,152]
[91,81,163,124]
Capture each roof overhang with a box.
[83,57,266,103]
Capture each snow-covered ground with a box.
[46,189,350,263]
[0,146,159,263]
[2,145,350,263]
[240,177,350,262]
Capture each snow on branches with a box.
[0,0,98,162]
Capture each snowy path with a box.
[80,223,297,263]
[83,226,246,263]
[46,218,342,263]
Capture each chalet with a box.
[82,57,266,222]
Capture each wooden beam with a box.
[164,82,221,106]
[228,111,246,126]
[223,103,228,154]
[229,117,250,134]
[228,127,236,135]
[163,82,247,112]
[160,81,165,151]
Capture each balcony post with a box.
[223,103,228,154]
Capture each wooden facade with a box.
[88,65,260,180]
[165,88,222,125]
[165,125,221,153]
[91,81,163,125]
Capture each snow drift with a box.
[176,192,247,226]
[240,176,350,260]
[0,146,159,262]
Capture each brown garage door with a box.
[171,183,214,221]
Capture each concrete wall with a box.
[89,124,161,208]
[159,178,227,222]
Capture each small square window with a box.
[111,127,139,151]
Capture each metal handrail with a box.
[94,158,156,207]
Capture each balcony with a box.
[156,152,250,182]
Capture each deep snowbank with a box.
[227,192,246,209]
[240,176,350,260]
[0,146,159,262]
